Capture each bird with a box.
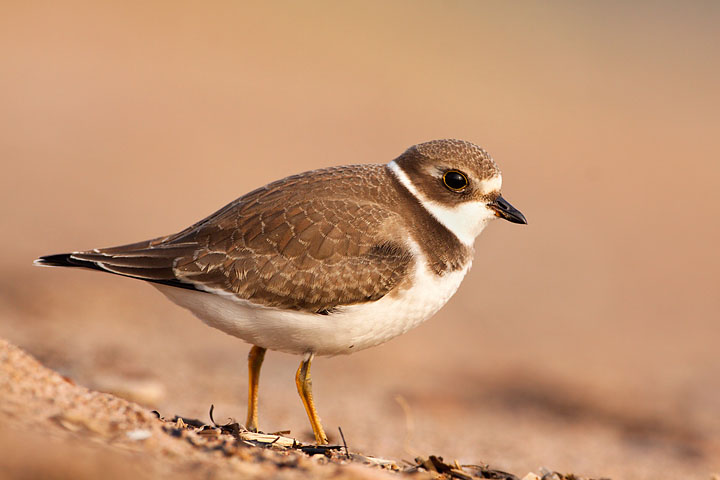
[35,139,526,445]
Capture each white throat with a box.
[388,160,497,247]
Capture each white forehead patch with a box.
[388,161,498,247]
[480,174,502,194]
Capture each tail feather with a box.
[34,253,93,268]
[34,252,199,292]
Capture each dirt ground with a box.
[0,336,602,480]
[1,2,719,479]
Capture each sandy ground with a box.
[1,2,719,479]
[0,337,405,480]
[0,336,599,480]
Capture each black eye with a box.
[442,170,468,191]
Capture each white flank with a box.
[154,249,469,357]
[387,161,499,246]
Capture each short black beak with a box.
[489,196,527,224]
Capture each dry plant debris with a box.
[152,406,607,480]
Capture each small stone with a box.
[126,429,152,441]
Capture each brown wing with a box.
[45,165,414,313]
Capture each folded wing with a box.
[37,166,414,313]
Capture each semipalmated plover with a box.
[36,139,526,444]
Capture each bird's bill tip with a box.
[489,196,527,225]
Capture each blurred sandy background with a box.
[1,1,718,479]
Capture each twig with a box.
[209,404,218,426]
[338,426,350,459]
[395,394,418,458]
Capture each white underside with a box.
[154,252,471,356]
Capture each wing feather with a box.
[36,165,414,313]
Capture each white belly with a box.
[154,256,471,356]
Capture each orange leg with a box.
[246,345,266,432]
[295,353,329,445]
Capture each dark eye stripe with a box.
[442,170,468,191]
